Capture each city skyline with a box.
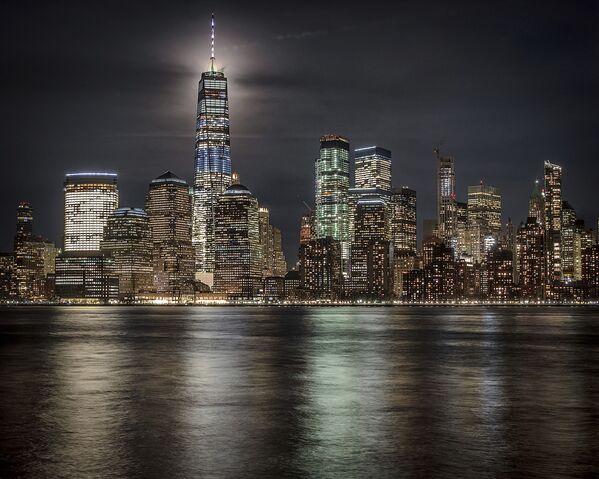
[1,2,598,264]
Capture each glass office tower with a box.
[63,173,118,252]
[315,134,350,271]
[192,15,231,281]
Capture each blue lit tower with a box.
[192,14,231,286]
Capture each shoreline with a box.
[1,302,598,307]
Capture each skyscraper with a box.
[390,187,417,254]
[63,172,118,251]
[298,237,342,299]
[192,14,231,283]
[487,246,514,301]
[213,184,261,298]
[54,252,119,302]
[16,202,33,237]
[0,253,15,301]
[315,135,350,271]
[435,148,457,245]
[544,161,562,283]
[354,146,392,191]
[13,202,57,300]
[517,217,545,300]
[350,194,392,299]
[561,201,576,281]
[146,171,195,300]
[528,179,545,225]
[581,245,599,299]
[423,242,456,301]
[100,207,153,301]
[467,182,501,263]
[257,207,287,278]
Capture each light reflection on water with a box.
[0,306,598,478]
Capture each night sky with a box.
[2,1,598,264]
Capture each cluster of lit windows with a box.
[390,187,417,254]
[213,188,261,297]
[64,176,118,252]
[193,69,232,274]
[146,176,194,295]
[315,137,350,246]
[354,147,392,191]
[100,208,153,298]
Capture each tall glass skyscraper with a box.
[63,172,118,251]
[192,14,231,283]
[315,134,350,271]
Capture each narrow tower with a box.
[192,14,232,287]
[436,148,456,246]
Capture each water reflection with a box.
[0,306,598,478]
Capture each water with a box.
[0,306,598,478]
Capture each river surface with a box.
[0,306,598,478]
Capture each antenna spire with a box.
[210,13,215,72]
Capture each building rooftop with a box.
[151,171,188,186]
[111,207,147,218]
[224,184,253,196]
[64,172,118,185]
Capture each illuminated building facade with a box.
[213,184,261,298]
[528,179,545,224]
[581,245,599,299]
[55,252,118,302]
[0,253,15,300]
[354,146,392,191]
[315,135,350,271]
[544,161,562,283]
[393,253,418,299]
[487,247,514,301]
[467,183,501,263]
[390,186,417,254]
[350,194,392,299]
[298,237,342,299]
[424,242,456,301]
[516,217,545,300]
[455,201,469,258]
[257,207,287,278]
[403,269,425,302]
[192,15,232,280]
[63,173,118,252]
[100,208,153,301]
[14,202,57,300]
[146,172,195,299]
[561,201,576,281]
[283,270,301,300]
[300,212,314,245]
[573,220,592,281]
[436,148,457,245]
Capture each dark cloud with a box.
[1,0,598,264]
